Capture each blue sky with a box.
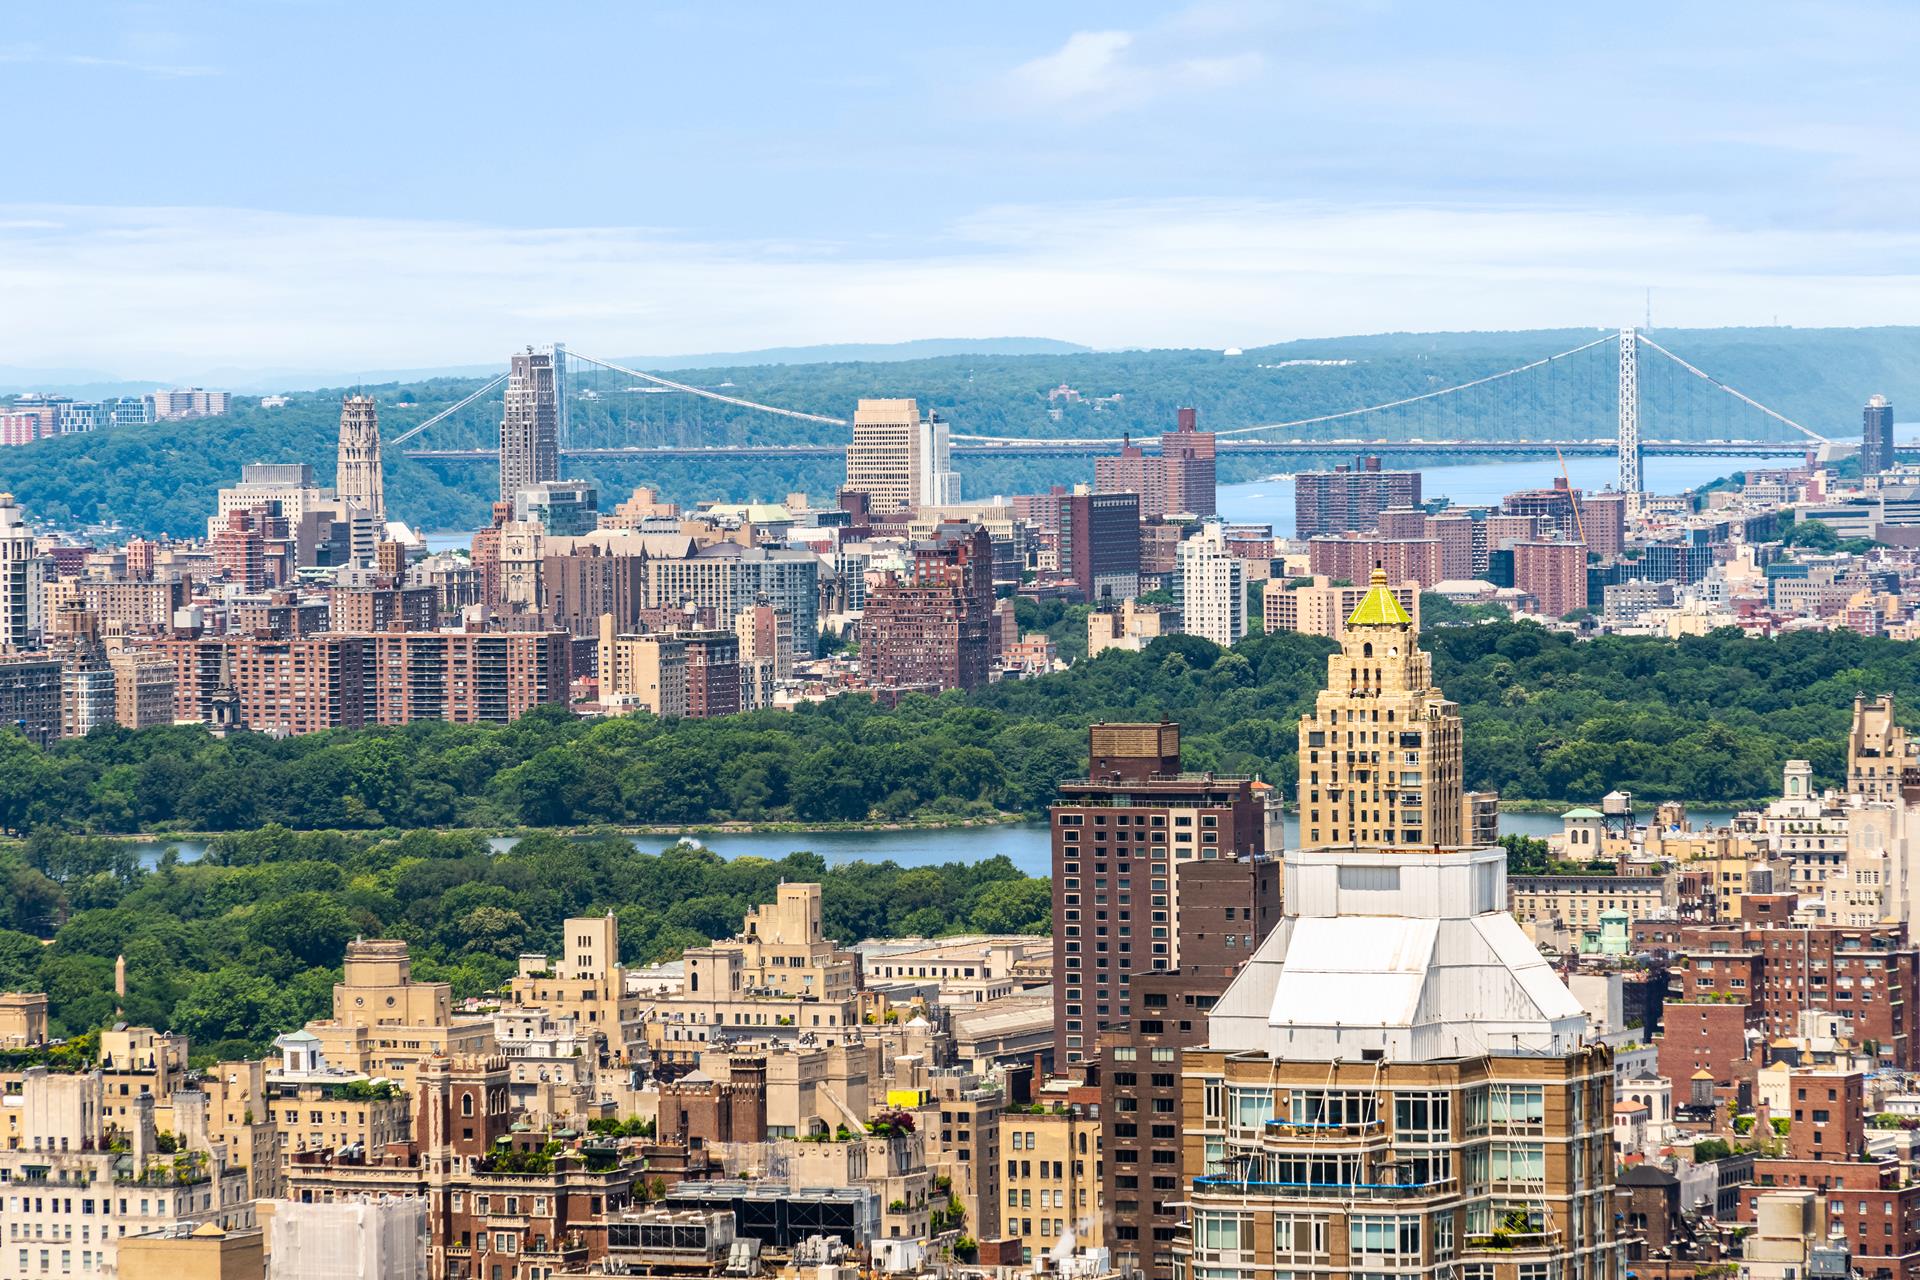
[6,1,1920,376]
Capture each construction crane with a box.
[1555,447,1588,545]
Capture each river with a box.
[1215,451,1786,533]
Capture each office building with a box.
[1296,569,1464,849]
[1293,458,1423,538]
[643,542,818,664]
[1864,394,1896,476]
[1050,722,1269,1064]
[860,523,995,692]
[845,398,957,514]
[513,478,599,536]
[0,494,43,650]
[499,346,561,501]
[1513,540,1588,618]
[1172,524,1245,646]
[1263,574,1420,640]
[1160,407,1216,517]
[1058,490,1142,602]
[336,395,385,522]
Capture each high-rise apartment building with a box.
[860,523,995,692]
[1160,407,1216,517]
[1094,435,1167,518]
[1296,569,1464,849]
[1864,394,1896,476]
[1513,540,1589,618]
[1293,457,1423,537]
[1050,722,1269,1065]
[845,398,958,514]
[1173,524,1245,646]
[1503,479,1583,543]
[1180,841,1616,1280]
[1306,533,1444,589]
[499,347,561,501]
[336,394,385,522]
[0,494,43,649]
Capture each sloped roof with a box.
[1346,567,1413,628]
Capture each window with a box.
[1273,1213,1329,1263]
[1227,1086,1274,1132]
[1349,1216,1420,1266]
[1194,1212,1253,1254]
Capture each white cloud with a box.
[0,44,217,77]
[5,200,1920,377]
[1000,27,1263,116]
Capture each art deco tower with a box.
[1296,566,1463,849]
[336,395,385,523]
[499,348,560,501]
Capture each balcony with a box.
[1261,1117,1388,1143]
[1192,1174,1457,1202]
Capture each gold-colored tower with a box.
[1297,566,1463,848]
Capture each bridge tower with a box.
[1616,327,1641,514]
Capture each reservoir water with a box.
[130,809,1737,877]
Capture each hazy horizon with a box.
[8,1,1920,370]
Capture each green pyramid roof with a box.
[1346,568,1413,628]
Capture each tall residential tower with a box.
[499,347,561,501]
[1297,567,1464,849]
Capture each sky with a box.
[6,1,1920,378]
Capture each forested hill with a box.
[2,325,1912,537]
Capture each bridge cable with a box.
[387,373,509,446]
[1633,334,1828,443]
[950,333,1620,445]
[567,352,849,427]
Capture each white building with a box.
[268,1197,429,1280]
[0,1068,254,1280]
[0,495,45,650]
[1172,523,1245,647]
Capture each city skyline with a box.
[8,2,1920,375]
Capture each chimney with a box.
[131,1093,156,1166]
[173,1088,210,1154]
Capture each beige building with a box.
[266,1030,412,1161]
[0,993,47,1049]
[715,883,859,1002]
[190,1057,285,1201]
[0,1069,255,1279]
[99,1026,192,1127]
[1507,874,1670,933]
[856,936,1051,1004]
[596,618,688,717]
[1086,600,1177,659]
[845,398,955,514]
[302,939,493,1095]
[510,913,639,1050]
[117,1222,265,1280]
[1296,568,1464,850]
[1001,1092,1103,1264]
[1848,693,1913,802]
[111,651,176,729]
[1264,573,1421,640]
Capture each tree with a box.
[968,880,1051,935]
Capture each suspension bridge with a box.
[392,330,1843,503]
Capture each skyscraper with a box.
[1863,394,1896,476]
[1296,568,1463,849]
[845,398,958,514]
[499,347,561,501]
[336,395,385,523]
[1172,523,1244,646]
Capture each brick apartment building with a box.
[1292,456,1422,538]
[1050,722,1269,1066]
[860,522,995,693]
